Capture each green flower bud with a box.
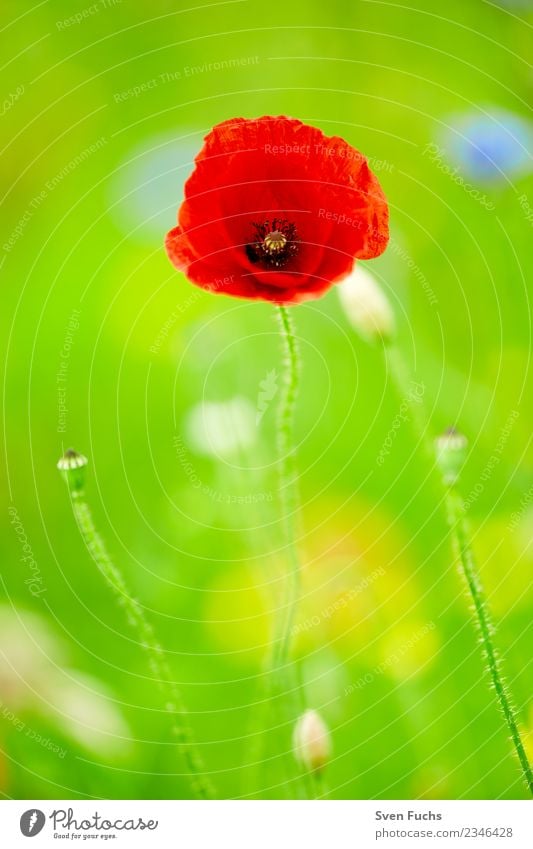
[57,449,88,494]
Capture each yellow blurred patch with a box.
[293,493,420,663]
[472,515,533,615]
[378,621,440,680]
[412,764,452,799]
[202,566,272,668]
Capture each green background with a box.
[1,0,532,800]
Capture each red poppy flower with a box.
[165,116,389,304]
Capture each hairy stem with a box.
[385,344,533,795]
[250,305,309,799]
[68,487,214,799]
[273,305,303,675]
[445,488,533,796]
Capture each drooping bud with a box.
[434,428,468,486]
[293,709,331,772]
[337,264,395,343]
[57,449,88,494]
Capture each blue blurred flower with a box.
[109,130,199,242]
[444,109,533,181]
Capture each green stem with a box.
[385,343,533,796]
[69,487,215,799]
[445,487,533,796]
[250,305,310,800]
[273,305,303,674]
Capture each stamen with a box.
[246,218,300,269]
[264,230,287,254]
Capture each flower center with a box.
[264,230,287,254]
[246,218,299,269]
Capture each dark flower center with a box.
[245,218,300,269]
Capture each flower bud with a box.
[57,449,88,494]
[434,428,468,485]
[293,709,331,772]
[337,264,395,342]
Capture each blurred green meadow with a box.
[1,0,532,800]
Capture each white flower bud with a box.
[337,264,395,342]
[293,709,331,772]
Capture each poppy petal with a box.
[165,116,389,304]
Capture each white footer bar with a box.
[1,800,530,848]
